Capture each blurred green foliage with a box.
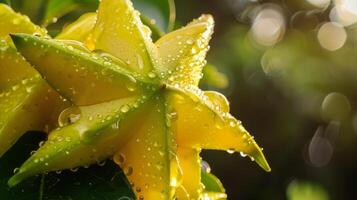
[287,180,329,200]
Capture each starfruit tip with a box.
[7,171,26,187]
[251,143,271,172]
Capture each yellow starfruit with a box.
[0,0,270,199]
[0,4,67,158]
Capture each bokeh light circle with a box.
[317,22,347,51]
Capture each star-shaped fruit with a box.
[2,0,270,199]
[0,4,68,158]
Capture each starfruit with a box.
[1,0,270,199]
[0,4,68,158]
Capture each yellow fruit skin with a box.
[0,4,67,158]
[8,96,145,187]
[92,0,158,75]
[11,34,149,106]
[114,96,174,200]
[156,14,214,86]
[0,76,65,157]
[56,12,97,43]
[4,0,271,198]
[0,4,46,41]
[167,88,271,172]
[0,44,37,91]
[175,148,203,200]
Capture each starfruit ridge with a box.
[1,0,271,199]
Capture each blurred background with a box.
[189,0,357,199]
[3,0,357,199]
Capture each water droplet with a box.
[227,148,235,154]
[13,168,19,174]
[67,45,74,51]
[33,32,41,37]
[201,160,211,173]
[70,168,79,172]
[186,39,194,45]
[26,86,33,93]
[114,153,125,164]
[167,110,178,121]
[148,71,156,79]
[12,85,19,91]
[125,166,133,176]
[125,80,137,92]
[58,106,82,127]
[229,121,236,127]
[120,105,130,113]
[39,141,45,147]
[97,160,106,166]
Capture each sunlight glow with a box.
[306,0,331,8]
[317,22,347,51]
[250,6,285,46]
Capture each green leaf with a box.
[201,172,225,193]
[42,0,99,27]
[201,63,229,89]
[201,172,227,200]
[133,0,176,32]
[0,132,135,199]
[43,0,78,26]
[0,0,11,6]
[20,0,47,24]
[140,14,165,41]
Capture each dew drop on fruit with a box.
[148,71,156,78]
[201,160,211,173]
[125,166,133,176]
[38,141,45,147]
[120,104,130,113]
[97,160,106,166]
[70,168,79,172]
[227,148,235,154]
[13,168,19,174]
[58,106,82,127]
[125,80,137,92]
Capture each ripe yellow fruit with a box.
[0,1,270,199]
